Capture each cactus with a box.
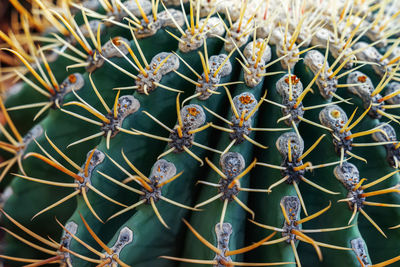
[1,0,400,266]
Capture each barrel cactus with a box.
[1,0,400,266]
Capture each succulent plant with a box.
[1,0,400,266]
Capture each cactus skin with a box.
[2,0,400,266]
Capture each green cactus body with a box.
[2,0,400,267]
